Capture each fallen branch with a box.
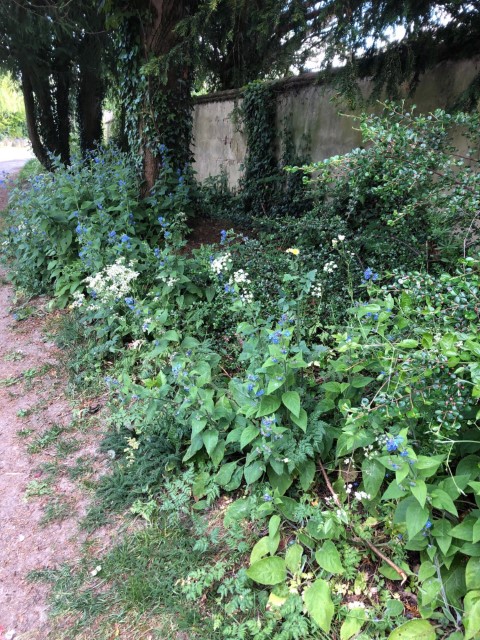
[318,459,408,585]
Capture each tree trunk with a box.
[77,33,105,157]
[20,68,52,169]
[136,0,196,192]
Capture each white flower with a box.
[323,260,338,274]
[231,269,251,285]
[311,283,322,298]
[338,234,345,241]
[210,253,231,275]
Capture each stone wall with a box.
[191,57,480,188]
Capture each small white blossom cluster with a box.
[323,260,338,273]
[230,269,251,285]
[363,444,375,459]
[240,291,254,304]
[311,282,322,298]
[86,258,139,303]
[331,234,346,247]
[354,490,371,501]
[211,253,232,274]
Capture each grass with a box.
[27,423,65,453]
[29,521,222,640]
[41,496,75,525]
[3,349,26,361]
[16,158,43,183]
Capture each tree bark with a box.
[20,68,52,169]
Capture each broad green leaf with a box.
[340,606,367,640]
[387,619,436,640]
[202,429,218,456]
[431,489,458,516]
[397,339,418,349]
[351,375,374,388]
[256,395,281,418]
[163,329,180,342]
[282,391,301,418]
[418,561,436,582]
[250,537,270,564]
[244,461,265,484]
[285,543,303,574]
[466,557,480,590]
[322,381,341,394]
[362,458,385,498]
[299,459,316,491]
[290,408,308,432]
[240,424,259,449]
[315,540,344,574]
[464,590,480,640]
[303,579,334,632]
[411,480,427,508]
[269,515,281,538]
[451,517,476,541]
[406,502,429,540]
[246,556,286,585]
[215,461,237,486]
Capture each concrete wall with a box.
[192,57,480,188]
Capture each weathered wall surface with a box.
[192,57,480,188]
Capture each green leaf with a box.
[340,606,367,640]
[322,381,341,394]
[299,459,316,491]
[269,515,281,538]
[303,579,334,632]
[362,458,385,498]
[244,461,265,485]
[240,424,259,449]
[285,544,303,574]
[215,461,237,486]
[202,429,218,456]
[418,561,436,582]
[411,480,427,508]
[315,540,344,574]
[163,329,180,342]
[282,391,301,418]
[466,558,480,591]
[397,339,419,349]
[431,489,458,516]
[246,556,286,585]
[387,619,436,640]
[464,590,480,640]
[351,375,374,388]
[256,395,281,418]
[406,502,429,539]
[250,537,270,564]
[290,408,308,432]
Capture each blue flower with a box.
[224,284,234,294]
[386,436,403,452]
[154,248,161,257]
[108,230,117,238]
[124,296,135,309]
[164,231,171,239]
[263,494,272,502]
[120,234,130,243]
[424,520,432,529]
[256,389,265,397]
[118,179,126,187]
[247,383,254,392]
[220,230,227,244]
[363,267,379,282]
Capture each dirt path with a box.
[0,177,111,639]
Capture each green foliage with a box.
[0,110,26,139]
[4,106,480,637]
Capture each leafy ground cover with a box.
[2,104,480,639]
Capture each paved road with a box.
[0,146,34,178]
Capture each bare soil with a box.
[0,177,113,639]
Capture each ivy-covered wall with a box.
[192,56,480,187]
